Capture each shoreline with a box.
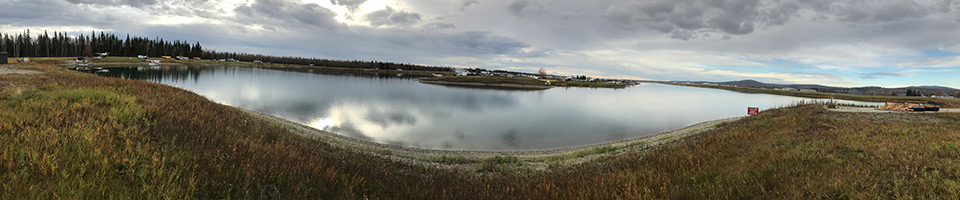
[418,80,553,90]
[243,108,743,170]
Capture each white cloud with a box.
[1,0,959,88]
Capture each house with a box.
[454,68,469,76]
[0,52,7,64]
[95,52,109,58]
[799,89,817,92]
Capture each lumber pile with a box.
[877,102,940,112]
[877,102,918,111]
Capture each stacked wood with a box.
[877,102,940,112]
[877,102,921,111]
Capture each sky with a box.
[1,0,960,88]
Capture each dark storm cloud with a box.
[858,72,912,79]
[603,0,936,39]
[234,0,341,31]
[0,0,68,20]
[832,0,928,23]
[67,0,158,7]
[423,22,457,30]
[446,31,530,54]
[330,0,367,10]
[461,0,480,11]
[603,0,793,37]
[365,7,422,27]
[506,0,532,17]
[0,0,135,26]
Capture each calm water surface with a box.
[99,66,880,151]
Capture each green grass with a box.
[3,64,960,199]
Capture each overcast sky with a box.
[2,0,960,88]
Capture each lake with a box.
[97,66,881,151]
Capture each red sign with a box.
[747,107,760,116]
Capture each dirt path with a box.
[0,66,43,75]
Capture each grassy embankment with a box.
[420,76,627,89]
[665,82,960,108]
[2,62,960,198]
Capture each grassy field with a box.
[2,63,960,198]
[665,82,960,108]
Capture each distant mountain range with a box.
[672,79,960,96]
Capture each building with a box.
[0,52,7,64]
[775,88,795,91]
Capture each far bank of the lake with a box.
[419,76,629,89]
[64,56,456,77]
[663,82,960,108]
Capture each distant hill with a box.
[674,79,959,97]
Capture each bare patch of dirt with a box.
[0,66,43,75]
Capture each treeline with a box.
[0,30,202,58]
[905,89,923,97]
[1,29,451,71]
[202,51,452,72]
